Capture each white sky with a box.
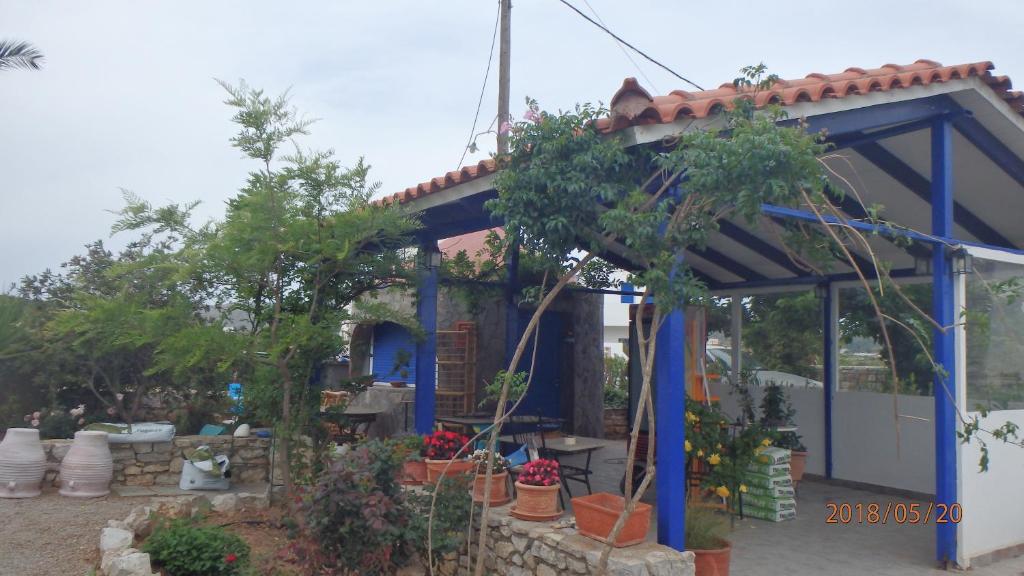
[2,0,1022,287]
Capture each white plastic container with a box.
[179,452,230,491]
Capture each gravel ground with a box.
[0,487,148,576]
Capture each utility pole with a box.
[496,0,511,155]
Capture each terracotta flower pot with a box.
[401,460,428,485]
[472,471,510,505]
[572,492,652,547]
[691,540,731,576]
[790,450,808,486]
[0,428,47,498]
[59,431,113,498]
[425,458,474,483]
[513,481,560,518]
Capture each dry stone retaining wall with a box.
[42,435,270,487]
[461,505,694,576]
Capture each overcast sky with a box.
[2,1,1022,288]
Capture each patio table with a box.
[436,414,565,434]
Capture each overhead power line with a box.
[555,0,705,92]
[457,0,502,170]
[580,0,659,94]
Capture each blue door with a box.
[514,310,562,419]
[372,322,417,383]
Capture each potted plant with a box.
[390,349,412,388]
[469,448,510,505]
[511,458,561,520]
[423,430,474,483]
[760,384,807,486]
[397,434,428,485]
[685,505,731,576]
[572,492,652,547]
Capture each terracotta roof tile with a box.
[384,60,1022,206]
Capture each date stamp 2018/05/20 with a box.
[825,502,962,525]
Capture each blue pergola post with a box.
[655,305,686,550]
[822,282,837,479]
[415,239,440,435]
[504,239,520,367]
[931,118,958,564]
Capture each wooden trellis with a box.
[435,321,477,417]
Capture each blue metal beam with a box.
[854,141,1015,248]
[823,184,932,261]
[710,267,920,292]
[794,95,961,139]
[716,220,806,276]
[931,119,958,565]
[655,297,686,550]
[822,283,835,479]
[826,112,962,152]
[689,245,767,281]
[952,114,1024,191]
[414,240,440,434]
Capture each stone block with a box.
[169,457,184,472]
[135,452,170,463]
[100,527,134,554]
[154,473,180,485]
[536,564,558,576]
[106,550,156,576]
[237,468,267,483]
[124,506,154,538]
[237,448,266,460]
[236,492,270,510]
[124,473,155,486]
[142,463,169,473]
[151,442,173,453]
[123,465,142,476]
[211,493,238,513]
[133,443,153,454]
[173,437,194,448]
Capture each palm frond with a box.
[0,39,44,71]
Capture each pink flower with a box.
[524,109,541,123]
[78,418,85,425]
[30,419,39,427]
[107,407,116,416]
[32,411,41,419]
[115,393,124,401]
[499,121,512,135]
[23,415,31,422]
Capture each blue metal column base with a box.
[931,119,958,564]
[415,240,440,435]
[655,306,686,550]
[822,283,836,479]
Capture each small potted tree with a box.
[423,430,474,483]
[685,505,732,576]
[511,458,561,521]
[760,384,807,486]
[390,349,412,388]
[397,434,428,485]
[469,448,510,505]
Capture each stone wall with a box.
[603,408,629,440]
[42,435,270,487]
[462,505,694,576]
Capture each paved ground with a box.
[556,438,1024,576]
[0,487,147,576]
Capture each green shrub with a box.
[303,438,415,575]
[143,517,250,576]
[684,505,729,550]
[603,354,628,409]
[407,474,472,571]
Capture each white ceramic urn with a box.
[59,430,113,497]
[0,428,47,498]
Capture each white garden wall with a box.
[832,391,935,494]
[710,383,936,493]
[959,409,1024,564]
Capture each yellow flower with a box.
[716,443,722,450]
[715,485,730,499]
[739,484,748,493]
[696,449,704,458]
[708,453,721,465]
[684,440,692,453]
[685,411,698,424]
[761,438,772,447]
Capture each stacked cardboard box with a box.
[742,447,796,522]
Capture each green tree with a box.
[0,39,43,71]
